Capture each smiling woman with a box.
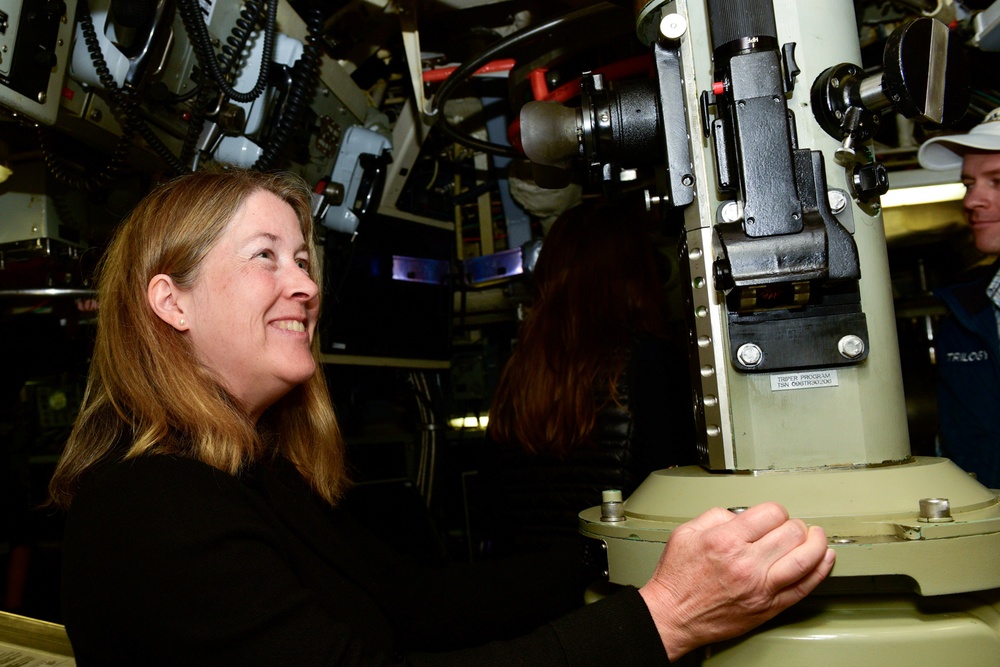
[44,169,834,666]
[47,169,346,508]
[148,189,321,420]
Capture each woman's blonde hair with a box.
[49,169,347,508]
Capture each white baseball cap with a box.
[918,107,1000,170]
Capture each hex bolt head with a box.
[838,335,865,359]
[828,189,848,214]
[721,200,742,223]
[737,343,763,367]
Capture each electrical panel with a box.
[0,0,78,125]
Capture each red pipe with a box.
[422,58,517,83]
[529,68,550,102]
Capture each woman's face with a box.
[181,190,320,420]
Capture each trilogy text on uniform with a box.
[946,350,989,362]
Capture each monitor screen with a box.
[319,214,454,363]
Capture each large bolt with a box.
[737,343,763,367]
[838,335,865,359]
[600,489,626,522]
[918,497,953,522]
[720,200,742,223]
[828,189,848,214]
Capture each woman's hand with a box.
[638,502,836,660]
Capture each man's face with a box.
[962,151,1000,256]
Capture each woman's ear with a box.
[148,274,189,331]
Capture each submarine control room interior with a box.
[2,0,1000,662]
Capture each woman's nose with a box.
[288,267,320,301]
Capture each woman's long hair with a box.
[49,169,347,508]
[487,202,670,456]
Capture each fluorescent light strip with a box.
[880,183,966,208]
[448,416,489,430]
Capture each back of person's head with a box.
[532,201,667,338]
[49,169,346,508]
[488,201,669,456]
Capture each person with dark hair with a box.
[51,169,834,665]
[482,201,696,557]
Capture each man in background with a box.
[919,108,1000,489]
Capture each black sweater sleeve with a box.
[61,455,668,666]
[412,587,668,667]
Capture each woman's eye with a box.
[296,258,310,271]
[257,249,274,260]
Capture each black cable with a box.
[429,2,620,157]
[79,0,189,175]
[122,91,190,174]
[176,0,266,166]
[177,0,274,104]
[42,0,299,183]
[222,0,267,71]
[39,0,140,191]
[78,0,273,177]
[252,3,323,171]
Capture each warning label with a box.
[769,370,839,392]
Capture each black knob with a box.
[852,162,890,202]
[714,258,735,293]
[35,49,58,69]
